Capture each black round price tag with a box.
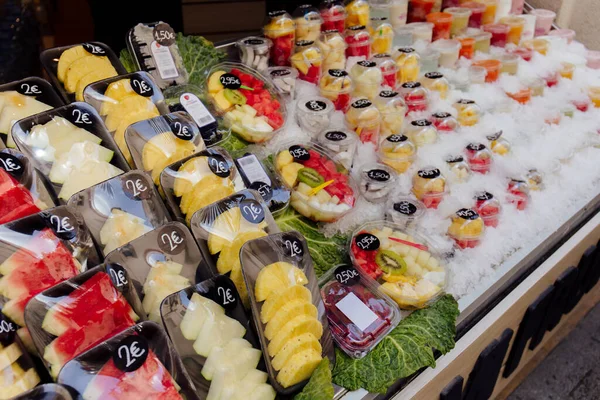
[456,208,479,220]
[379,90,398,98]
[219,73,242,90]
[244,38,265,46]
[41,208,78,241]
[373,53,391,58]
[17,81,43,97]
[70,107,95,127]
[446,155,464,163]
[367,169,391,182]
[153,23,176,46]
[411,119,432,127]
[348,25,365,31]
[418,168,440,179]
[466,143,486,151]
[295,40,314,47]
[289,145,310,161]
[425,72,444,79]
[402,81,421,89]
[486,130,503,141]
[130,77,154,97]
[158,225,186,255]
[354,232,380,251]
[239,199,265,224]
[207,154,231,178]
[397,47,415,53]
[457,99,475,104]
[475,191,494,201]
[433,112,451,119]
[250,181,273,202]
[269,10,287,17]
[305,100,327,112]
[328,69,348,77]
[106,264,129,292]
[322,29,339,34]
[324,130,347,141]
[357,60,376,68]
[334,265,360,286]
[82,43,106,55]
[212,275,238,311]
[168,118,194,141]
[0,314,16,343]
[394,200,417,216]
[386,134,407,143]
[0,153,24,179]
[122,173,152,201]
[270,68,291,77]
[352,99,371,109]
[282,234,304,258]
[113,335,149,373]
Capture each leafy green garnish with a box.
[333,295,459,393]
[275,207,349,277]
[294,358,334,400]
[119,48,136,73]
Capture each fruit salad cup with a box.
[590,87,600,108]
[294,5,324,42]
[237,37,272,72]
[390,0,410,28]
[548,28,576,43]
[523,38,549,55]
[447,208,485,248]
[506,88,531,105]
[296,96,335,137]
[465,142,492,173]
[412,167,447,208]
[317,128,358,170]
[275,143,356,222]
[430,39,461,68]
[458,36,476,59]
[207,63,286,143]
[379,134,416,173]
[318,30,348,71]
[291,40,323,84]
[264,10,296,66]
[445,154,472,182]
[319,69,353,111]
[445,7,471,35]
[345,0,370,27]
[359,162,397,203]
[507,178,530,210]
[500,53,519,75]
[350,221,448,309]
[406,21,435,42]
[350,60,384,100]
[511,46,533,61]
[473,31,492,52]
[421,72,449,99]
[431,111,458,132]
[426,12,453,41]
[407,118,439,146]
[559,62,575,80]
[374,90,407,136]
[499,16,525,45]
[531,9,556,36]
[372,53,399,89]
[462,2,485,28]
[267,66,299,100]
[482,23,509,47]
[487,130,510,155]
[475,0,496,25]
[320,0,347,32]
[472,59,501,82]
[474,191,501,227]
[386,197,426,230]
[320,264,401,358]
[526,168,544,191]
[394,47,420,84]
[369,17,395,54]
[401,81,429,113]
[453,99,480,126]
[346,98,382,145]
[419,48,441,73]
[407,0,436,23]
[345,25,372,58]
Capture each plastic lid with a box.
[448,208,485,240]
[297,96,335,115]
[320,69,353,92]
[318,127,358,148]
[389,197,426,219]
[350,60,383,84]
[319,29,347,45]
[293,4,324,23]
[371,53,397,71]
[346,98,382,128]
[400,81,428,100]
[374,90,406,113]
[474,191,501,217]
[267,66,300,80]
[237,36,272,50]
[361,162,397,184]
[380,134,415,156]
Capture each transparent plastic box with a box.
[295,96,334,137]
[316,127,358,171]
[386,196,426,230]
[447,208,485,249]
[66,170,170,257]
[474,191,501,228]
[445,154,471,182]
[464,142,492,174]
[11,383,73,400]
[263,10,296,67]
[293,5,323,42]
[236,36,272,72]
[379,134,416,173]
[239,232,334,394]
[345,98,382,145]
[291,40,324,84]
[358,162,397,203]
[266,67,299,101]
[374,90,407,137]
[319,69,353,112]
[350,60,383,100]
[412,166,447,209]
[12,102,129,203]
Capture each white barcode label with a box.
[150,41,179,80]
[180,93,216,127]
[238,154,271,186]
[335,292,379,332]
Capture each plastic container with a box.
[320,0,347,32]
[394,47,421,84]
[350,60,383,99]
[586,50,600,70]
[67,170,170,256]
[412,167,446,208]
[506,88,531,104]
[57,321,199,399]
[11,384,73,400]
[160,275,269,396]
[11,103,129,203]
[445,154,471,182]
[447,208,485,248]
[126,22,188,90]
[370,0,393,18]
[507,178,530,210]
[454,99,480,126]
[407,118,439,146]
[374,89,407,135]
[419,48,441,73]
[406,21,435,42]
[394,26,415,46]
[349,220,448,308]
[519,14,536,42]
[25,263,145,378]
[319,69,353,111]
[0,77,64,148]
[320,264,401,358]
[40,42,126,103]
[125,112,206,187]
[294,5,324,42]
[499,16,525,45]
[345,0,371,27]
[445,7,472,36]
[317,30,347,71]
[345,25,372,58]
[465,142,492,173]
[379,134,416,173]
[264,10,296,66]
[291,40,323,84]
[559,61,575,80]
[526,168,544,191]
[359,162,397,202]
[483,23,509,47]
[430,39,461,67]
[239,232,334,393]
[486,130,510,155]
[462,2,486,28]
[475,0,497,25]
[467,66,486,85]
[511,46,533,61]
[543,70,560,87]
[267,67,299,100]
[390,0,410,28]
[474,191,501,227]
[473,30,492,52]
[458,36,476,58]
[421,71,449,99]
[274,143,356,221]
[346,98,382,145]
[589,86,600,108]
[369,17,395,54]
[523,38,549,55]
[472,59,501,82]
[401,81,429,113]
[0,149,55,223]
[426,12,453,41]
[386,196,426,229]
[531,9,556,36]
[295,96,335,136]
[0,205,98,329]
[371,53,399,89]
[500,53,519,75]
[317,128,358,170]
[237,36,272,72]
[430,111,458,131]
[407,0,436,23]
[205,63,287,144]
[510,0,524,14]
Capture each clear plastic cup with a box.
[506,87,531,104]
[494,0,512,21]
[386,196,426,229]
[510,0,524,15]
[483,23,509,47]
[394,26,415,46]
[474,0,497,25]
[548,28,576,43]
[431,111,458,131]
[531,9,555,36]
[559,61,575,80]
[589,86,600,108]
[421,71,449,99]
[412,167,447,208]
[291,40,324,84]
[379,134,416,173]
[448,208,485,248]
[523,38,549,55]
[525,76,544,97]
[419,48,440,73]
[237,37,272,72]
[511,46,533,61]
[462,2,486,28]
[264,10,296,66]
[520,14,536,42]
[370,0,392,19]
[320,0,347,32]
[445,7,472,36]
[464,142,492,173]
[473,31,492,52]
[454,99,481,126]
[430,39,461,68]
[500,53,519,75]
[390,0,410,28]
[445,154,471,181]
[406,21,435,43]
[350,60,384,99]
[345,25,372,58]
[499,16,525,45]
[267,66,299,99]
[372,53,399,88]
[345,0,371,27]
[458,36,475,58]
[317,127,358,170]
[375,89,407,135]
[426,12,454,41]
[507,178,530,210]
[359,162,397,202]
[469,65,487,83]
[587,50,600,69]
[345,98,382,145]
[486,130,510,155]
[296,96,335,136]
[318,30,348,71]
[407,0,436,23]
[294,5,324,42]
[319,68,353,111]
[370,17,395,54]
[394,47,421,83]
[401,81,429,112]
[407,118,439,146]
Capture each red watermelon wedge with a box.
[0,169,40,224]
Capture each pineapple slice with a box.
[276,348,322,388]
[185,184,237,225]
[105,95,158,131]
[64,56,116,93]
[267,315,323,357]
[180,176,231,215]
[271,332,322,371]
[57,45,89,82]
[254,262,308,302]
[207,207,242,254]
[260,285,312,323]
[264,301,317,340]
[75,69,116,101]
[101,79,138,115]
[174,156,211,197]
[216,230,267,274]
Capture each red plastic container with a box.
[426,12,453,41]
[462,2,486,28]
[407,0,436,23]
[483,23,509,48]
[474,191,500,227]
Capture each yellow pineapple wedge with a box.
[277,348,322,388]
[105,96,158,131]
[174,156,211,197]
[100,79,138,115]
[255,262,308,302]
[267,314,323,357]
[57,45,89,82]
[264,301,317,340]
[75,69,116,101]
[260,285,312,323]
[184,184,236,225]
[64,56,116,93]
[271,332,322,371]
[216,230,267,274]
[207,207,242,254]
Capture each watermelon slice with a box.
[0,202,41,225]
[0,169,40,224]
[0,168,18,193]
[83,349,183,400]
[1,296,32,326]
[42,271,139,337]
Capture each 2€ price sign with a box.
[213,275,238,311]
[113,335,149,372]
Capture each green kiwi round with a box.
[375,250,407,276]
[224,89,247,105]
[297,167,325,188]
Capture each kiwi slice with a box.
[375,250,407,276]
[297,167,325,188]
[224,89,247,105]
